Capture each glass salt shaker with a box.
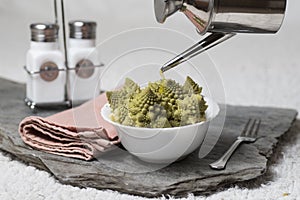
[68,20,101,103]
[25,23,66,105]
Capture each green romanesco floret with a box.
[106,76,207,128]
[183,76,203,95]
[177,94,207,126]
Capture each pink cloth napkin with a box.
[19,94,119,161]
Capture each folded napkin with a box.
[19,94,119,161]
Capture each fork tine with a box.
[250,119,261,137]
[241,118,252,136]
[244,118,257,137]
[246,119,257,137]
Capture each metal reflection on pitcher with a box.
[154,0,287,72]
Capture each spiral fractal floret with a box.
[106,76,207,128]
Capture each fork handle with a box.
[210,139,243,170]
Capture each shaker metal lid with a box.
[69,20,97,39]
[30,23,59,42]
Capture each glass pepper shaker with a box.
[26,23,66,104]
[68,20,101,103]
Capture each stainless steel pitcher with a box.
[154,0,287,72]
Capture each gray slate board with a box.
[0,78,298,198]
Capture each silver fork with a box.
[209,118,261,170]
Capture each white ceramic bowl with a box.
[101,97,219,163]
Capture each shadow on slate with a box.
[0,78,298,198]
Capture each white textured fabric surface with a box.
[1,128,300,200]
[0,0,300,199]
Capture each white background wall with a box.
[0,0,299,111]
